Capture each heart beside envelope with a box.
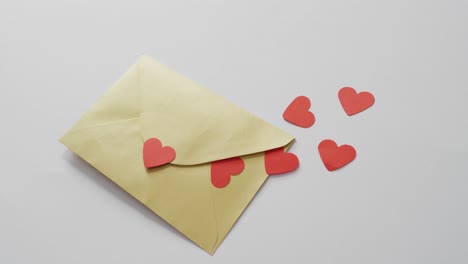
[60,55,295,254]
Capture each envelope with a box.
[60,55,295,254]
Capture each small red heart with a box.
[143,138,176,168]
[283,96,315,128]
[338,87,375,116]
[211,157,245,188]
[265,147,299,175]
[318,139,356,171]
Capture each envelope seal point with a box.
[143,138,176,168]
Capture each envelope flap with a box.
[138,57,294,165]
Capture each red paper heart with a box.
[143,138,176,168]
[338,87,375,116]
[211,157,245,188]
[318,139,356,171]
[283,96,315,128]
[264,147,299,175]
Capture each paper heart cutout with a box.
[338,87,375,116]
[264,147,299,175]
[318,139,356,171]
[283,96,315,128]
[143,138,176,168]
[211,157,245,188]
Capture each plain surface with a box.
[1,0,467,263]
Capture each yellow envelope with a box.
[60,55,295,254]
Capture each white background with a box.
[1,1,468,263]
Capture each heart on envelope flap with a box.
[140,112,294,166]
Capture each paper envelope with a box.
[60,55,295,254]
